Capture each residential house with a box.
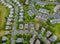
[35,39,40,44]
[5,26,11,30]
[46,31,52,37]
[25,24,28,28]
[2,36,8,42]
[16,38,23,43]
[28,10,34,16]
[19,24,23,29]
[49,35,57,42]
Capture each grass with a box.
[44,4,56,14]
[51,23,60,40]
[0,30,5,36]
[0,2,10,30]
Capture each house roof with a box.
[2,36,8,41]
[16,38,23,43]
[49,35,57,42]
[19,24,23,29]
[35,39,40,44]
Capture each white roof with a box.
[19,12,23,15]
[35,39,40,44]
[41,27,45,34]
[5,31,10,35]
[25,0,29,4]
[16,2,19,5]
[38,34,42,38]
[2,36,8,41]
[49,35,57,42]
[54,5,60,12]
[19,24,23,29]
[30,23,34,29]
[50,18,60,24]
[9,15,13,17]
[8,17,13,21]
[39,8,49,14]
[6,21,12,25]
[8,5,12,9]
[16,38,23,43]
[28,10,34,16]
[5,26,11,30]
[25,24,28,28]
[46,31,52,37]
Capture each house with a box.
[30,23,34,29]
[49,35,57,42]
[54,5,60,12]
[9,15,13,18]
[5,31,10,35]
[19,16,23,22]
[36,23,40,31]
[2,36,8,41]
[19,18,23,22]
[38,34,42,38]
[49,0,55,2]
[25,0,29,4]
[46,31,52,37]
[25,24,28,28]
[36,1,47,7]
[19,24,23,29]
[6,21,12,25]
[16,2,19,5]
[33,31,38,38]
[5,26,11,30]
[41,27,45,34]
[14,0,17,2]
[38,8,49,14]
[50,18,60,24]
[28,10,34,16]
[8,17,13,21]
[24,30,29,34]
[20,6,23,9]
[35,39,40,44]
[19,15,23,18]
[16,38,23,43]
[29,37,35,44]
[19,12,23,15]
[42,37,51,44]
[8,5,12,9]
[20,9,24,12]
[56,42,60,44]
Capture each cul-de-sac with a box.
[0,0,60,44]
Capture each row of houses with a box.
[19,23,34,30]
[38,8,49,14]
[50,18,60,24]
[14,0,24,22]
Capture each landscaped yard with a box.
[0,2,10,30]
[51,23,60,40]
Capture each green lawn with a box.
[51,23,60,40]
[44,4,56,14]
[0,2,10,30]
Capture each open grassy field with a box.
[0,2,10,30]
[52,23,60,40]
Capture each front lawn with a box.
[51,23,60,40]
